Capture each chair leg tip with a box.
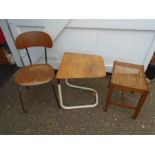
[132,116,137,120]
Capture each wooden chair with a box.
[15,31,59,112]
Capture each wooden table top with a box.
[57,52,106,79]
[111,61,149,92]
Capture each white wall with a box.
[0,19,22,66]
[5,19,155,72]
[67,19,155,30]
[49,27,155,71]
[7,19,70,66]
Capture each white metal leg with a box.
[58,79,99,110]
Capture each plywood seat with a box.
[15,64,54,86]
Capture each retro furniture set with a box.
[14,31,149,119]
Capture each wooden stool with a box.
[104,61,149,119]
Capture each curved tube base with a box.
[58,79,99,110]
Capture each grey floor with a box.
[0,73,155,135]
[0,64,17,89]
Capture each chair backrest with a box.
[15,31,53,65]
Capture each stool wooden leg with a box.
[132,92,149,119]
[104,85,113,112]
[108,75,112,88]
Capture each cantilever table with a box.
[56,52,106,110]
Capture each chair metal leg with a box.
[26,86,30,93]
[17,86,27,113]
[52,83,60,108]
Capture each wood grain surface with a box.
[57,52,106,79]
[15,31,53,49]
[15,64,54,86]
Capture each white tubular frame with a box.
[57,79,99,110]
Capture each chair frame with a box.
[15,31,60,112]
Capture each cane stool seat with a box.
[111,61,149,92]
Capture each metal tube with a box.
[57,79,99,110]
[17,49,25,67]
[26,48,32,65]
[45,46,47,64]
[52,83,60,108]
[17,86,27,113]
